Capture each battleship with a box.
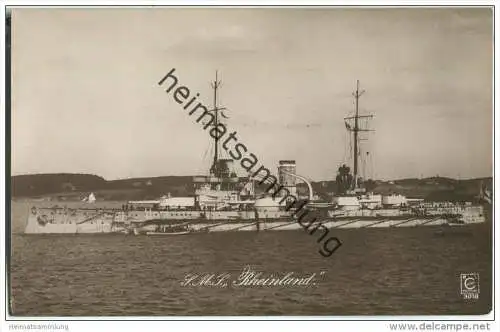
[24,77,489,235]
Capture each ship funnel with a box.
[277,160,297,198]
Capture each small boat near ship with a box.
[145,224,193,236]
[146,231,190,235]
[24,77,489,234]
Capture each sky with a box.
[11,8,493,181]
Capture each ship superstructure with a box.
[24,78,487,234]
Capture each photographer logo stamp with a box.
[460,273,480,300]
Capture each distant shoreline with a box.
[10,173,492,203]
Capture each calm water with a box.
[9,201,493,316]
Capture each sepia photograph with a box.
[5,4,495,322]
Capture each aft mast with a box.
[210,71,225,177]
[344,80,373,191]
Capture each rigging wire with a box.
[203,140,212,177]
[342,128,348,164]
[350,132,353,165]
[370,151,374,180]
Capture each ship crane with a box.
[248,170,314,202]
[280,170,314,202]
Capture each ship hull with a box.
[24,217,115,234]
[24,205,486,234]
[24,208,123,234]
